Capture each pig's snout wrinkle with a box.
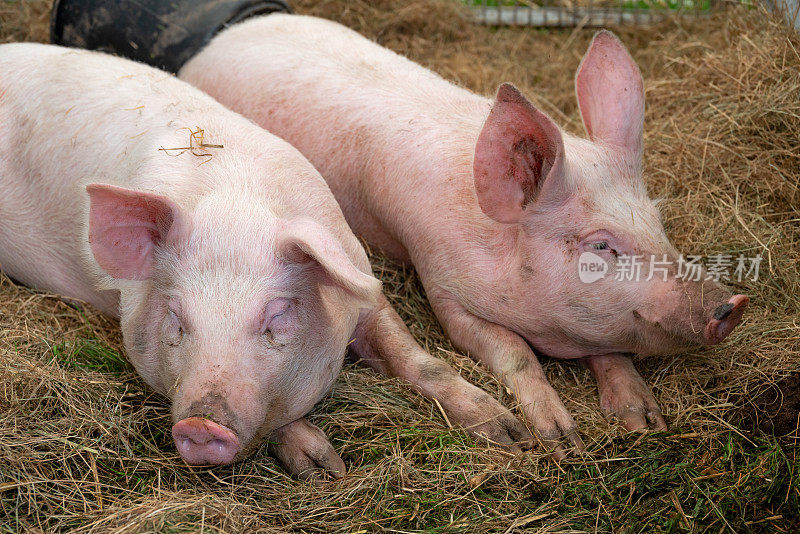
[172,417,240,465]
[704,294,749,345]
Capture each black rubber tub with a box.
[51,0,291,73]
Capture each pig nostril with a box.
[712,302,734,320]
[704,295,748,345]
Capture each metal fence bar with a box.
[467,0,798,33]
[472,6,689,26]
[767,0,800,30]
[467,0,715,27]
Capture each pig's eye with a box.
[166,308,184,346]
[260,298,294,344]
[591,241,609,250]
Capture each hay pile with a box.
[1,0,798,531]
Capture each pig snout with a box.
[704,294,749,345]
[172,417,241,465]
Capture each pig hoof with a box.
[606,403,667,432]
[468,413,535,454]
[525,394,585,461]
[442,391,534,453]
[268,418,346,483]
[601,392,667,432]
[588,354,668,432]
[535,424,585,462]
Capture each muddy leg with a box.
[351,296,532,452]
[428,291,584,460]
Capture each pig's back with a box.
[0,44,134,309]
[0,43,369,306]
[185,14,484,133]
[182,15,491,257]
[0,44,231,310]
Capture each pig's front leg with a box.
[429,292,584,460]
[351,296,533,452]
[585,354,667,431]
[268,418,346,483]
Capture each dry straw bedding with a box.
[0,0,798,532]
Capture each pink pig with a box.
[181,15,749,458]
[0,43,529,478]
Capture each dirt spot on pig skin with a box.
[186,390,239,432]
[735,372,800,441]
[520,262,536,281]
[418,359,455,384]
[631,310,665,332]
[509,354,531,374]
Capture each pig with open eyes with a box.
[178,16,749,458]
[0,43,531,478]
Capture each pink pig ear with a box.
[575,30,644,156]
[87,184,181,280]
[474,83,565,224]
[277,219,382,308]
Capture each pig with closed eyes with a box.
[179,16,749,458]
[0,43,531,478]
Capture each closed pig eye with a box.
[260,298,295,343]
[165,308,184,346]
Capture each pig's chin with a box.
[520,331,627,360]
[520,322,699,359]
[633,336,700,357]
[231,388,335,462]
[628,313,711,356]
[229,420,277,463]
